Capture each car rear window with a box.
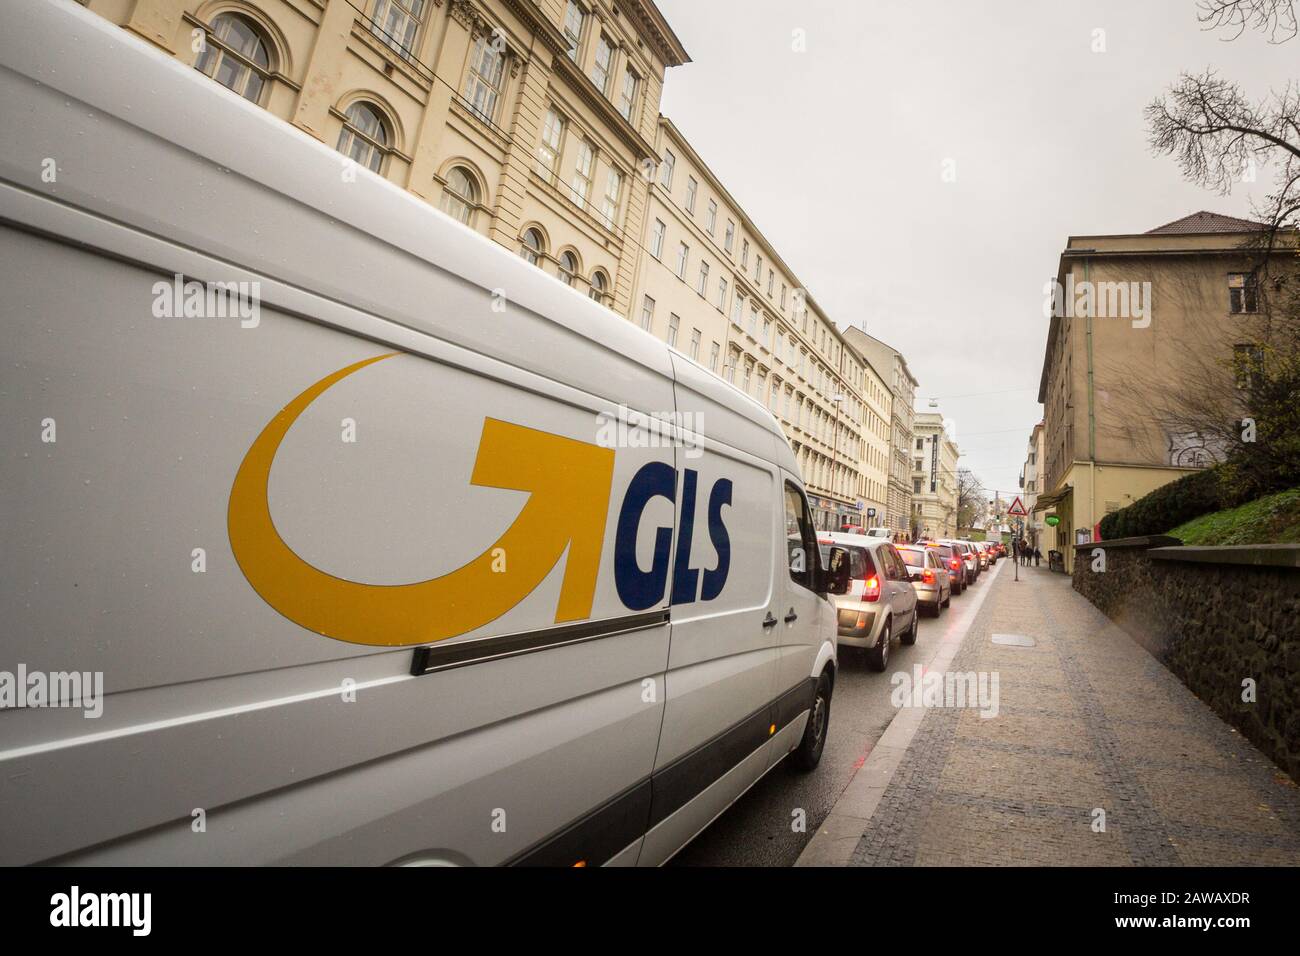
[896,547,925,566]
[820,544,875,578]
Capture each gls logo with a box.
[229,354,732,647]
[615,463,731,611]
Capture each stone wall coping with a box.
[1148,544,1300,568]
[1074,535,1182,552]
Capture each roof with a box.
[1145,211,1266,235]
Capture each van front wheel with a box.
[791,672,832,772]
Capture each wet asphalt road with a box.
[670,558,1003,866]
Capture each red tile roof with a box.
[1146,211,1267,235]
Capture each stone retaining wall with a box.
[1073,538,1300,781]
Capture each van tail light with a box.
[922,568,935,585]
[950,558,962,571]
[862,575,880,602]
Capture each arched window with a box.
[439,166,478,225]
[195,13,271,103]
[558,251,578,286]
[589,271,608,303]
[336,102,390,174]
[520,229,543,266]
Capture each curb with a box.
[794,559,1005,867]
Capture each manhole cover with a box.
[991,633,1036,647]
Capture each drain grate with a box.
[991,633,1036,647]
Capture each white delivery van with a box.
[0,0,849,866]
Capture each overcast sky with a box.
[654,0,1296,498]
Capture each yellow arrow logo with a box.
[228,353,616,647]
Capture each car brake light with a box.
[922,568,934,584]
[950,558,961,570]
[862,575,880,602]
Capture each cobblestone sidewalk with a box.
[847,564,1300,866]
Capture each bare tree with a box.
[1197,0,1298,43]
[955,468,984,531]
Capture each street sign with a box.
[867,507,876,518]
[1007,496,1027,517]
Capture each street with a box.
[673,559,1004,866]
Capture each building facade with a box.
[910,412,958,539]
[1017,420,1045,551]
[88,0,689,316]
[1036,211,1281,571]
[633,118,891,531]
[844,328,918,537]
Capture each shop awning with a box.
[1033,485,1072,512]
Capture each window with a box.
[731,294,743,326]
[667,313,680,348]
[439,166,478,225]
[784,482,817,589]
[464,34,506,123]
[741,239,749,268]
[762,316,771,341]
[196,14,273,106]
[706,199,717,235]
[618,67,639,122]
[767,269,774,296]
[690,329,701,361]
[686,177,698,214]
[716,276,728,310]
[1233,343,1264,389]
[589,270,608,303]
[558,251,578,286]
[536,108,565,182]
[755,255,763,282]
[780,284,787,309]
[709,342,720,373]
[370,0,426,58]
[519,228,543,266]
[562,1,584,60]
[742,362,752,394]
[1229,272,1259,314]
[676,242,689,279]
[650,219,666,259]
[916,438,925,451]
[571,139,594,207]
[336,102,389,173]
[600,166,622,229]
[590,34,613,93]
[724,219,735,253]
[639,295,655,331]
[660,149,675,189]
[749,301,758,335]
[697,261,709,296]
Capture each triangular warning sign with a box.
[1007,496,1027,516]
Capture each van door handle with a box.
[762,612,778,629]
[784,609,798,623]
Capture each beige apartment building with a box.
[1017,420,1045,551]
[844,328,918,537]
[88,0,689,315]
[634,119,892,530]
[1036,211,1285,571]
[910,412,958,539]
[86,0,903,522]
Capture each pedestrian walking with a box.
[1033,547,1042,567]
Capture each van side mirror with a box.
[822,546,852,595]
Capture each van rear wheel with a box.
[791,672,831,772]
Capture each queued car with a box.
[819,533,920,671]
[926,541,969,594]
[942,539,980,582]
[896,544,952,616]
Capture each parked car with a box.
[896,544,951,616]
[942,539,980,582]
[928,542,968,594]
[0,0,855,867]
[819,534,920,671]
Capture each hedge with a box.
[1099,467,1223,540]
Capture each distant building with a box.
[1036,211,1281,570]
[911,413,958,539]
[1018,420,1045,550]
[844,328,918,538]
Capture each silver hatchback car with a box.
[819,533,920,671]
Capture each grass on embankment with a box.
[1168,488,1300,546]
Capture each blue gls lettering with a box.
[615,463,733,610]
[614,461,676,610]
